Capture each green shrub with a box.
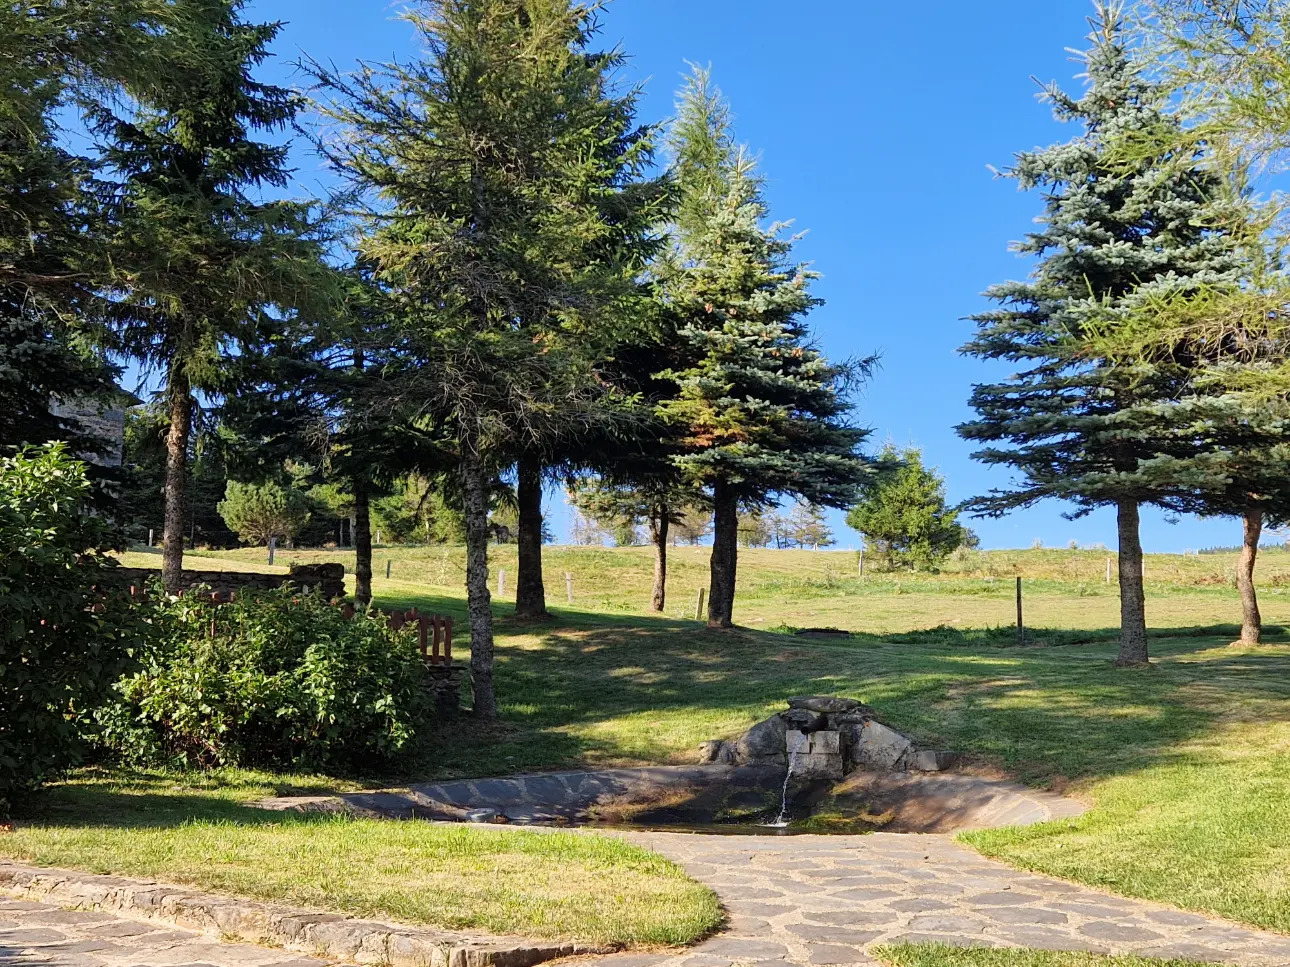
[99,588,433,772]
[0,445,148,813]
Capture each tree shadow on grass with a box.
[27,601,1290,830]
[423,613,1290,791]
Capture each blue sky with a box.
[235,0,1258,553]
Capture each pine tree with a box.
[847,446,964,570]
[312,0,667,717]
[93,0,331,588]
[958,3,1247,665]
[223,263,418,607]
[661,68,871,628]
[0,1,176,452]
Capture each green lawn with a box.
[3,770,719,947]
[876,945,1220,967]
[12,545,1288,945]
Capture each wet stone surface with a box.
[0,898,331,967]
[567,831,1290,967]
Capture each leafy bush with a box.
[99,588,433,772]
[0,445,147,812]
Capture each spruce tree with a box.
[959,4,1246,665]
[93,0,331,588]
[847,446,965,570]
[312,0,666,716]
[0,1,175,452]
[661,68,870,628]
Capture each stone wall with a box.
[50,397,128,467]
[111,563,347,600]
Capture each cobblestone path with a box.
[0,897,330,967]
[585,831,1290,967]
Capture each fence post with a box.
[386,559,392,580]
[858,549,865,577]
[444,617,453,663]
[268,536,276,566]
[565,572,574,604]
[695,587,707,621]
[1105,557,1112,584]
[498,568,506,596]
[148,528,154,548]
[1015,577,1024,647]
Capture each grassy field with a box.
[150,542,1290,637]
[7,544,1289,947]
[876,946,1221,967]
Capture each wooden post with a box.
[386,559,392,580]
[695,587,707,621]
[498,568,506,596]
[148,528,154,548]
[268,536,277,566]
[565,572,574,604]
[418,614,429,656]
[444,617,453,663]
[858,549,865,577]
[1105,557,1112,584]
[1015,577,1024,647]
[376,529,382,545]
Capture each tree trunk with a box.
[461,452,498,718]
[708,480,738,629]
[162,365,192,590]
[514,455,548,619]
[1115,499,1149,667]
[354,481,373,608]
[1237,508,1263,645]
[649,509,669,613]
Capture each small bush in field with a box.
[0,445,148,812]
[99,588,432,772]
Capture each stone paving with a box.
[575,831,1290,967]
[0,896,330,967]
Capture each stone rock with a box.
[788,696,864,714]
[697,740,736,765]
[911,750,961,772]
[782,708,824,733]
[830,707,877,726]
[733,715,787,767]
[848,720,914,771]
[786,730,844,781]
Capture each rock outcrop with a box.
[699,695,959,777]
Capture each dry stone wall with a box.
[110,563,347,600]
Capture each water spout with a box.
[765,733,804,828]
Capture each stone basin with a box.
[253,764,1086,834]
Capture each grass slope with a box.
[17,545,1287,942]
[142,543,1290,637]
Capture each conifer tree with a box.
[661,68,870,628]
[93,0,331,587]
[312,0,666,716]
[847,446,965,570]
[223,262,419,607]
[0,1,176,452]
[959,3,1246,665]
